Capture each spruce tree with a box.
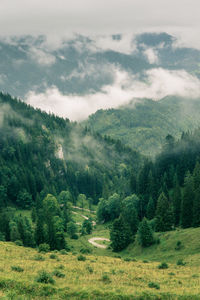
[155,192,174,232]
[180,172,194,228]
[172,179,182,226]
[137,217,154,247]
[110,217,132,251]
[146,197,155,220]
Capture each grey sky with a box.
[0,0,200,48]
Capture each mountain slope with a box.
[85,96,200,155]
[0,92,142,207]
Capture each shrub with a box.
[177,259,186,266]
[60,249,68,255]
[38,243,50,253]
[124,258,131,262]
[80,247,92,254]
[101,273,111,283]
[11,266,24,272]
[77,255,86,261]
[148,282,160,289]
[52,269,65,278]
[49,254,57,259]
[175,241,183,251]
[33,254,45,261]
[36,270,55,284]
[168,272,175,276]
[57,264,64,270]
[15,240,23,246]
[86,265,93,273]
[143,260,149,263]
[158,262,168,269]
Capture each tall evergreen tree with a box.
[110,217,132,251]
[155,192,174,232]
[137,217,154,247]
[172,179,182,226]
[180,172,194,228]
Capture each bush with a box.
[177,259,186,266]
[52,269,65,278]
[124,258,131,262]
[143,260,149,263]
[60,249,68,255]
[175,241,183,251]
[38,243,50,253]
[36,270,55,284]
[77,255,86,261]
[86,265,93,273]
[80,247,92,254]
[101,273,111,283]
[11,266,24,272]
[33,254,45,261]
[158,262,168,269]
[57,264,64,270]
[15,240,23,246]
[148,282,160,289]
[49,254,57,259]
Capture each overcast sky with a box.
[0,0,200,48]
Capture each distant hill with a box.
[85,96,200,156]
[0,92,141,207]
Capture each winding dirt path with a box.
[88,237,110,249]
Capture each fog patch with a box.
[25,68,200,121]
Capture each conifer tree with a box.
[172,179,182,226]
[110,216,132,251]
[137,217,154,247]
[146,197,155,220]
[180,172,194,228]
[155,192,174,231]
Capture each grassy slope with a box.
[0,241,200,299]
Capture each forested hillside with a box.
[85,96,200,156]
[0,92,141,207]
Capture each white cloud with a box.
[25,67,200,121]
[28,48,56,66]
[143,48,159,64]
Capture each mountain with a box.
[0,92,141,208]
[85,96,200,156]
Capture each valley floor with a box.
[0,241,199,299]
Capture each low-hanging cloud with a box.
[25,67,200,121]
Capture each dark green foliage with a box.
[11,266,24,272]
[172,179,182,226]
[49,254,57,259]
[15,240,23,246]
[137,218,154,247]
[158,262,168,269]
[86,265,94,273]
[181,172,194,228]
[175,241,183,251]
[177,259,186,266]
[110,217,132,251]
[121,195,139,236]
[33,254,45,261]
[36,270,55,284]
[77,255,86,261]
[82,219,92,235]
[148,282,160,289]
[101,273,111,283]
[38,243,50,253]
[52,269,65,278]
[67,221,78,239]
[146,197,155,220]
[155,192,174,232]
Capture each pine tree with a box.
[155,192,174,232]
[180,172,194,228]
[192,162,200,227]
[121,195,139,236]
[137,217,154,247]
[110,217,132,251]
[172,179,182,226]
[146,197,155,220]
